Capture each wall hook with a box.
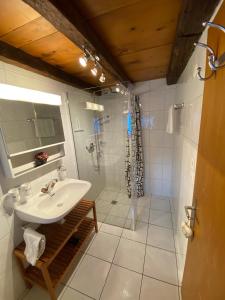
[194,21,225,81]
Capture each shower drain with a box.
[111,200,118,205]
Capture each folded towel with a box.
[166,105,174,134]
[24,228,46,266]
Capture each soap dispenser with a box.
[19,183,32,204]
[57,165,67,181]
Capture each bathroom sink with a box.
[15,178,91,224]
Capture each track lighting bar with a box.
[78,46,106,83]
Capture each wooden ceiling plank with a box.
[23,0,130,84]
[0,40,90,89]
[86,0,181,57]
[75,0,140,20]
[0,0,40,36]
[0,17,57,48]
[118,44,172,71]
[167,0,221,85]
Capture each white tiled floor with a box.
[23,193,181,300]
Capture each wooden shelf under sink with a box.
[14,199,98,300]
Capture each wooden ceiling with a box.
[76,0,181,82]
[0,0,183,87]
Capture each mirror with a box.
[0,99,65,155]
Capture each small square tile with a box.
[105,215,126,227]
[100,265,142,300]
[100,223,123,236]
[147,225,175,252]
[140,276,179,300]
[122,222,148,243]
[116,193,131,205]
[151,198,171,212]
[113,238,145,273]
[150,209,173,228]
[96,202,113,214]
[144,246,178,285]
[69,255,110,299]
[137,206,150,223]
[96,212,107,222]
[87,232,120,262]
[128,206,149,223]
[136,196,151,208]
[99,190,118,201]
[110,204,130,218]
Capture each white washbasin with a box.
[15,178,91,224]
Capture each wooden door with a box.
[182,3,225,300]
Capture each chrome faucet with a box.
[41,179,58,196]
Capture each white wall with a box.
[134,79,175,198]
[171,31,207,285]
[0,61,84,300]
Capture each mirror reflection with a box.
[0,99,64,155]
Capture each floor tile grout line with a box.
[67,195,178,299]
[64,285,95,300]
[138,217,149,300]
[171,208,181,300]
[98,224,124,300]
[73,252,180,288]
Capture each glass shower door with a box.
[68,90,135,229]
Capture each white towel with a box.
[24,228,46,266]
[34,118,55,138]
[166,105,174,134]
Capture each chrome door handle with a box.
[185,205,196,221]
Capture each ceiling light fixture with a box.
[95,55,100,61]
[79,54,88,67]
[78,47,107,81]
[91,65,98,76]
[99,72,106,83]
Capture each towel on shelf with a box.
[24,228,46,266]
[34,118,55,138]
[166,105,174,134]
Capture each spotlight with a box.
[91,66,98,76]
[95,55,100,61]
[79,54,88,67]
[115,83,120,93]
[99,72,106,83]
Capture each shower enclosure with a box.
[68,88,136,229]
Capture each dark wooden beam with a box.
[23,0,131,85]
[0,41,89,89]
[167,0,220,85]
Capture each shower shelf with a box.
[14,199,98,300]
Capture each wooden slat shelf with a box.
[14,199,98,300]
